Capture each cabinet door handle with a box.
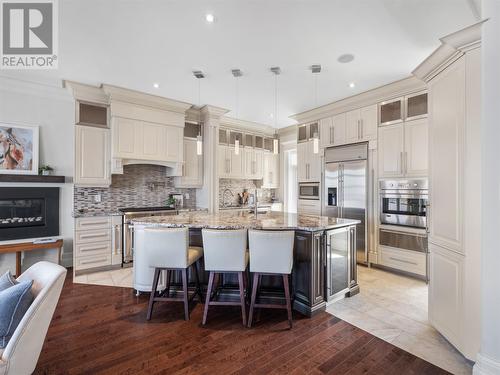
[79,244,108,252]
[80,232,108,239]
[405,151,408,174]
[357,120,361,139]
[332,127,335,144]
[400,152,404,174]
[330,127,333,144]
[80,257,107,265]
[360,119,364,139]
[388,257,418,266]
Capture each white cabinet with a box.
[320,113,346,148]
[244,148,263,179]
[298,199,321,215]
[345,104,377,143]
[175,138,203,188]
[263,152,279,188]
[404,119,428,176]
[75,125,110,187]
[297,140,320,182]
[416,40,481,360]
[74,216,118,273]
[378,119,428,178]
[111,117,183,163]
[230,148,244,178]
[378,124,404,177]
[218,145,244,178]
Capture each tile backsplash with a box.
[219,178,274,207]
[74,164,196,212]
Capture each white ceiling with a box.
[3,0,478,127]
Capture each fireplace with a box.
[0,187,59,241]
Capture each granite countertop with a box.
[73,207,207,218]
[131,210,359,232]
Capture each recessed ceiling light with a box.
[205,13,215,23]
[153,83,160,89]
[349,82,355,88]
[338,54,355,63]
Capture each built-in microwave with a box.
[299,182,320,200]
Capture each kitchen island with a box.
[132,210,360,316]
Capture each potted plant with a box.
[39,165,54,176]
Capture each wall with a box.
[0,75,74,268]
[74,164,196,212]
[219,178,274,207]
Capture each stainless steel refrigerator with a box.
[323,143,368,264]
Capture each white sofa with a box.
[0,261,67,375]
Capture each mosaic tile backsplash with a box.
[219,178,274,208]
[74,164,196,212]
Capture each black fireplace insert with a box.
[0,187,59,241]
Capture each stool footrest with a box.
[252,303,288,310]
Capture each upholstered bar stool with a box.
[201,229,248,326]
[247,230,295,328]
[145,227,203,321]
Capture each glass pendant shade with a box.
[273,138,279,154]
[235,139,240,155]
[196,135,203,156]
[313,132,319,154]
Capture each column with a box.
[197,105,229,213]
[474,1,500,374]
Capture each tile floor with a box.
[74,265,473,374]
[73,267,133,288]
[327,265,473,375]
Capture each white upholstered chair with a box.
[248,230,294,328]
[201,229,248,326]
[0,261,67,375]
[145,227,203,321]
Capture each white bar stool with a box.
[201,229,248,326]
[247,230,294,328]
[144,227,203,321]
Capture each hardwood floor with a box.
[35,275,449,375]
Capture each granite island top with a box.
[131,210,359,232]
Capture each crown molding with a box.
[219,116,275,135]
[64,80,109,104]
[290,76,425,124]
[412,20,484,83]
[200,105,230,119]
[102,84,192,113]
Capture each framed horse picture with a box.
[0,123,39,175]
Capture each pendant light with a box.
[271,66,281,154]
[193,70,205,156]
[311,65,321,154]
[232,69,243,155]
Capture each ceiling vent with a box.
[231,69,243,77]
[193,70,205,79]
[270,66,281,75]
[311,64,321,73]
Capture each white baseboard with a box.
[473,353,500,375]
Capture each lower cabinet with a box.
[378,245,427,277]
[74,216,122,273]
[298,199,321,215]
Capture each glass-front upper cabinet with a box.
[184,122,201,139]
[379,98,404,126]
[229,131,243,147]
[219,129,229,144]
[264,137,274,152]
[406,92,428,121]
[254,135,264,149]
[77,101,109,128]
[309,122,319,139]
[244,133,254,148]
[298,125,308,142]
